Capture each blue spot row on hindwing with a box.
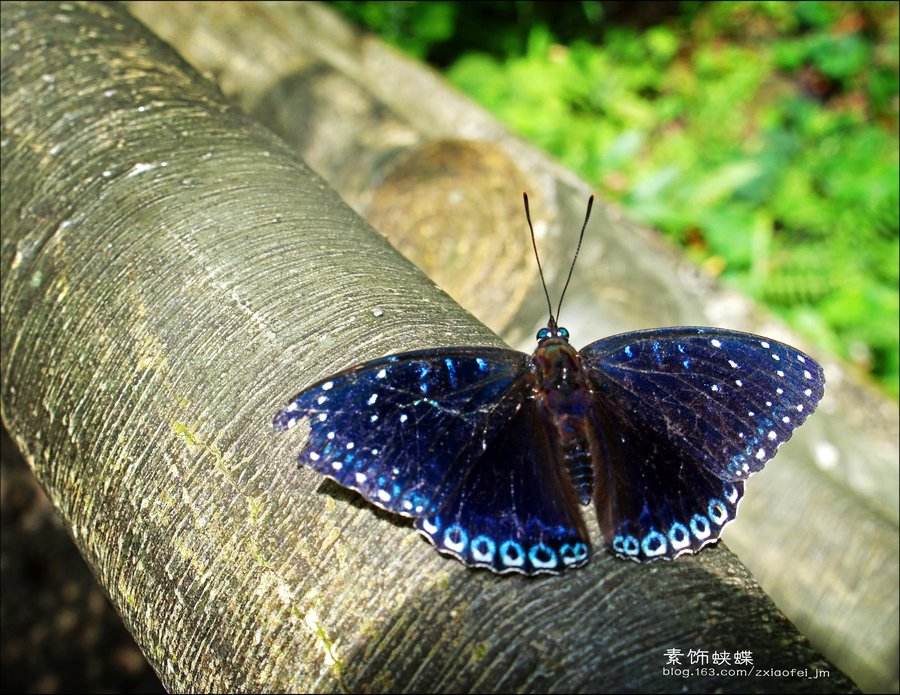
[611,482,743,561]
[416,513,590,573]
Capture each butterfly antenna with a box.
[555,195,594,322]
[524,192,555,326]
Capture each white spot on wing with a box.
[690,515,711,540]
[500,541,525,567]
[443,526,467,553]
[322,381,334,391]
[367,393,378,405]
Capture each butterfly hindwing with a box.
[589,390,745,561]
[273,347,530,518]
[415,392,591,575]
[580,327,825,482]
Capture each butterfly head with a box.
[536,324,570,344]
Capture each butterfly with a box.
[274,194,825,575]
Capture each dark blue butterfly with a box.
[274,195,825,575]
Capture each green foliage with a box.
[333,1,458,58]
[335,1,900,398]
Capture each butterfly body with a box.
[531,337,597,505]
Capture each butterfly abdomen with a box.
[562,442,594,506]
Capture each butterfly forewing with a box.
[273,347,530,518]
[580,327,825,482]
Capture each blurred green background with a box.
[335,0,900,399]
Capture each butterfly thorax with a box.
[531,339,596,505]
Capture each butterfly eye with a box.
[557,327,570,340]
[537,327,552,341]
